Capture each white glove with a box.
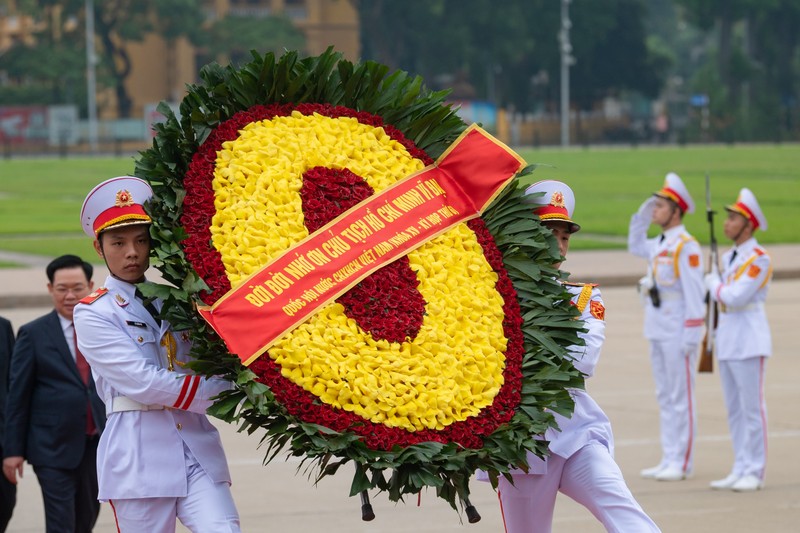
[704,272,721,294]
[637,276,653,293]
[636,196,657,218]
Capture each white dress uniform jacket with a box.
[74,275,232,501]
[629,209,705,476]
[527,283,612,471]
[713,237,772,360]
[489,283,659,532]
[628,220,706,344]
[475,283,611,480]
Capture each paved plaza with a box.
[2,247,799,532]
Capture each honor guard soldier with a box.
[628,172,705,482]
[704,188,772,492]
[73,177,241,531]
[487,180,660,532]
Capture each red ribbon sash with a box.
[198,125,526,365]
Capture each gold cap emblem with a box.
[550,191,565,208]
[115,189,134,207]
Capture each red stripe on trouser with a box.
[109,500,121,533]
[498,490,509,533]
[759,357,768,479]
[173,375,192,408]
[682,355,694,472]
[180,376,201,410]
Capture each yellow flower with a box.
[211,112,508,431]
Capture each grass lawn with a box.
[0,144,797,261]
[0,236,100,263]
[516,143,800,243]
[0,157,135,234]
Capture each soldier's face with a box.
[48,266,93,321]
[723,211,750,242]
[95,224,151,283]
[544,221,572,268]
[652,197,679,227]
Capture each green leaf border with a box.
[134,48,584,515]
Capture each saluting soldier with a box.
[490,180,660,533]
[704,188,772,492]
[73,177,241,531]
[628,172,705,482]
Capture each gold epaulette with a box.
[561,281,598,288]
[562,281,597,314]
[79,287,108,305]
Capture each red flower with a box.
[181,104,524,450]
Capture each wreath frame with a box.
[134,48,585,513]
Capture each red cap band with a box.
[659,187,689,213]
[535,205,570,220]
[93,205,151,236]
[732,201,759,230]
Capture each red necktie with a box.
[73,325,97,436]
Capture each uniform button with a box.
[137,336,144,343]
[176,423,182,430]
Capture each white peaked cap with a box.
[80,176,153,238]
[654,172,695,214]
[522,180,580,233]
[726,187,768,231]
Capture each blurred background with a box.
[2,7,800,531]
[1,0,798,156]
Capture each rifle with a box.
[698,173,717,373]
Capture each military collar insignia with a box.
[79,287,108,305]
[114,293,130,307]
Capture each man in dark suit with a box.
[0,315,15,532]
[3,255,106,533]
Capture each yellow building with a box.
[120,0,360,118]
[0,0,359,119]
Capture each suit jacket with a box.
[0,316,13,444]
[3,310,106,469]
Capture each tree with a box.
[355,0,543,109]
[354,0,667,114]
[91,1,309,116]
[204,14,306,66]
[0,0,87,108]
[675,0,800,140]
[0,0,207,115]
[151,0,207,102]
[569,0,670,108]
[91,0,207,118]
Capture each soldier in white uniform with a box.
[489,180,659,533]
[73,177,241,532]
[704,188,772,492]
[628,173,705,482]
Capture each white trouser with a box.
[648,338,697,473]
[498,443,660,533]
[719,357,768,480]
[109,449,240,532]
